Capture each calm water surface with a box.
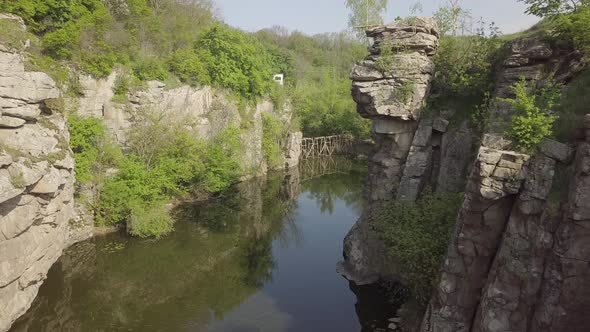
[12,158,397,332]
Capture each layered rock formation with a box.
[341,18,442,284]
[350,17,439,202]
[0,14,90,332]
[422,124,589,332]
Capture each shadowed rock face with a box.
[421,36,588,332]
[422,125,589,332]
[0,14,91,332]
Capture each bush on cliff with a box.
[503,78,561,151]
[68,114,122,184]
[375,190,464,304]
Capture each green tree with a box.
[345,0,388,40]
[196,24,274,100]
[518,0,585,16]
[433,0,472,36]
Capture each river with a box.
[11,157,399,332]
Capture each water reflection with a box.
[11,157,386,332]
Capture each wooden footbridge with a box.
[300,135,354,159]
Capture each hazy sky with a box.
[214,0,540,35]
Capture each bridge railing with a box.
[300,134,354,159]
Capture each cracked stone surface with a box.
[0,16,89,332]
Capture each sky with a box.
[214,0,540,36]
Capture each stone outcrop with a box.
[0,14,90,332]
[350,18,439,202]
[284,131,303,169]
[490,36,584,132]
[342,17,589,330]
[340,18,440,284]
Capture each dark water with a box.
[11,158,398,332]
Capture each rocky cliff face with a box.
[71,71,301,174]
[0,14,90,332]
[422,124,589,332]
[344,16,589,331]
[419,35,588,332]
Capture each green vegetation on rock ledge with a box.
[503,78,561,151]
[69,113,243,238]
[375,190,464,304]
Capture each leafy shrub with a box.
[375,190,464,303]
[133,58,169,81]
[396,81,416,104]
[93,113,243,236]
[112,74,130,102]
[503,79,560,151]
[68,115,121,183]
[432,32,503,97]
[262,113,286,168]
[554,3,590,54]
[127,203,174,239]
[553,68,590,141]
[200,126,243,193]
[10,173,27,189]
[80,48,118,78]
[374,38,398,73]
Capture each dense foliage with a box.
[69,114,243,238]
[519,0,586,16]
[375,191,464,304]
[261,113,286,169]
[554,69,590,141]
[68,114,121,183]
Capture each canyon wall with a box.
[71,71,301,174]
[421,35,587,332]
[0,14,91,332]
[422,122,590,332]
[343,17,589,332]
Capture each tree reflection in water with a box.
[10,158,377,332]
[301,157,366,215]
